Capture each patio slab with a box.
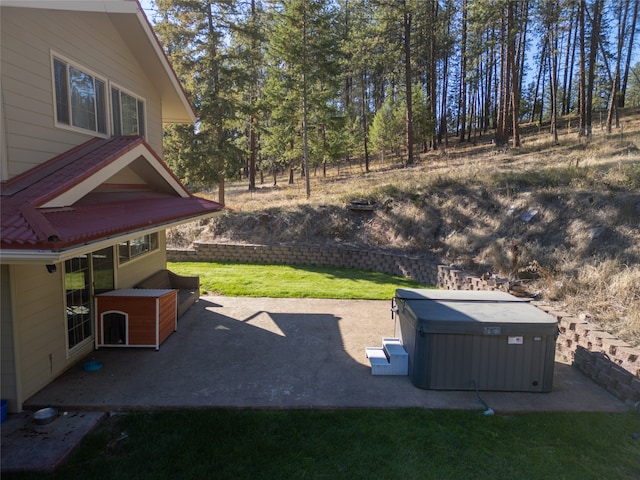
[24,296,628,413]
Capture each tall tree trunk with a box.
[403,3,414,164]
[539,59,546,126]
[218,176,225,205]
[249,115,256,190]
[495,18,506,145]
[515,0,528,100]
[607,0,630,132]
[428,1,438,150]
[563,6,579,116]
[459,0,467,142]
[206,3,226,200]
[343,0,352,166]
[485,39,495,132]
[361,69,370,172]
[578,0,587,137]
[549,22,559,144]
[585,0,603,139]
[302,71,311,198]
[301,6,311,199]
[508,1,520,147]
[468,84,477,142]
[439,53,449,147]
[248,0,257,191]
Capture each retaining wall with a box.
[167,243,640,407]
[168,242,441,286]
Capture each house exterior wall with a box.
[0,7,163,179]
[1,265,18,412]
[2,231,166,412]
[0,76,8,181]
[116,231,167,288]
[1,5,196,412]
[10,263,76,406]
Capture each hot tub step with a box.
[365,338,408,375]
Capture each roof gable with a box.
[3,137,189,208]
[1,137,222,257]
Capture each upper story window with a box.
[52,53,146,139]
[53,56,107,135]
[112,86,146,137]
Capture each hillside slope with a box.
[169,115,640,346]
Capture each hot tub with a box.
[393,289,558,392]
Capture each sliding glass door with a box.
[64,247,114,351]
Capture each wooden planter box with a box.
[95,289,177,350]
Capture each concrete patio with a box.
[24,296,628,413]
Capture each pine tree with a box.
[368,89,405,164]
[154,0,242,203]
[263,0,340,198]
[227,0,267,190]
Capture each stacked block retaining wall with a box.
[168,242,440,286]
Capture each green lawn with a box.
[11,409,640,480]
[168,261,426,299]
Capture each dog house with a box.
[393,289,558,392]
[95,289,177,350]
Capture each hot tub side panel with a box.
[424,333,555,392]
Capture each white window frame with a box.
[110,83,147,138]
[51,52,109,138]
[118,233,159,264]
[64,255,94,355]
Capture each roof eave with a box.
[0,1,138,13]
[0,210,222,265]
[125,7,197,124]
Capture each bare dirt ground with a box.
[169,110,640,346]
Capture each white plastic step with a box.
[365,338,408,376]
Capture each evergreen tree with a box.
[227,0,267,190]
[263,0,341,198]
[368,88,405,164]
[154,0,242,203]
[626,62,640,107]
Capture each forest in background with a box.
[148,0,640,199]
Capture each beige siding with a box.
[1,7,163,178]
[7,235,167,408]
[116,231,167,288]
[1,265,18,412]
[11,263,93,402]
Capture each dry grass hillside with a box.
[169,110,640,346]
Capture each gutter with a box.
[0,210,222,265]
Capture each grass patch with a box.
[167,261,425,299]
[11,409,640,480]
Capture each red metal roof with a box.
[1,137,223,252]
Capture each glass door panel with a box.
[64,247,115,351]
[92,247,114,294]
[65,255,91,349]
